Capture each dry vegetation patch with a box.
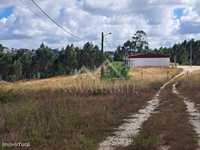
[0,67,179,94]
[0,68,180,150]
[178,71,200,110]
[120,85,198,150]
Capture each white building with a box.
[126,53,170,68]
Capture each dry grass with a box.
[0,67,179,95]
[178,71,200,110]
[0,67,180,150]
[121,85,198,150]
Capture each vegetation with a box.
[121,85,198,150]
[1,30,200,82]
[0,68,180,150]
[129,133,160,150]
[101,62,129,80]
[0,42,105,81]
[114,30,149,61]
[178,71,200,110]
[154,39,200,65]
[114,31,200,65]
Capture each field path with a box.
[173,83,200,148]
[98,68,186,150]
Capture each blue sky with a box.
[174,8,185,19]
[0,0,199,50]
[0,6,13,19]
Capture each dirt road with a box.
[98,66,200,150]
[178,65,200,72]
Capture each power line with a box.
[19,0,43,19]
[28,0,82,40]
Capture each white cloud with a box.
[0,17,7,24]
[0,0,200,50]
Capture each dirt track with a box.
[98,66,200,150]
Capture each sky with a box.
[0,0,200,50]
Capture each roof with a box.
[128,53,170,58]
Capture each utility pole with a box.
[101,32,111,53]
[100,32,104,79]
[100,32,111,79]
[174,48,177,67]
[101,32,104,53]
[174,54,177,67]
[190,39,193,66]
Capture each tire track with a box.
[173,83,200,148]
[98,72,185,150]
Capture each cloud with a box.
[0,17,7,24]
[0,0,199,50]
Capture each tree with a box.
[122,30,149,53]
[14,49,33,79]
[0,42,109,81]
[133,30,149,52]
[114,46,125,61]
[56,45,78,74]
[123,40,134,51]
[11,60,23,81]
[0,52,13,80]
[0,44,4,52]
[79,42,103,69]
[32,43,55,78]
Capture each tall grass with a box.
[178,70,200,109]
[0,67,180,150]
[0,68,180,96]
[179,71,200,89]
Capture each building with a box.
[125,53,170,68]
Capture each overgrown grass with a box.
[178,71,200,110]
[178,71,200,90]
[0,67,180,95]
[0,67,180,150]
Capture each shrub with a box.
[101,62,129,80]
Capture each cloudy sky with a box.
[0,0,199,50]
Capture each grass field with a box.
[0,67,180,150]
[116,69,200,150]
[178,71,200,111]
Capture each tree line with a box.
[1,30,200,81]
[0,42,106,81]
[114,31,200,66]
[155,39,200,65]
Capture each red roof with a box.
[128,53,170,58]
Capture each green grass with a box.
[101,62,129,80]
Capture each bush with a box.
[101,62,129,80]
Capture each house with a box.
[125,53,170,68]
